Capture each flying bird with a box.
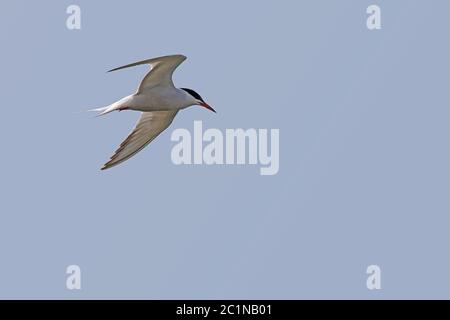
[90,54,215,170]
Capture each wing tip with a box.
[100,161,115,171]
[106,54,187,73]
[106,66,121,73]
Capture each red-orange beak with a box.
[199,102,216,113]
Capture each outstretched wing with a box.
[107,54,187,92]
[101,110,178,170]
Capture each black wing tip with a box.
[100,163,112,170]
[107,64,131,73]
[106,54,186,73]
[106,67,120,73]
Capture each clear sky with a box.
[0,0,449,298]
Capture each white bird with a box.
[91,54,215,170]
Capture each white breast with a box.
[127,86,191,112]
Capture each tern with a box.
[90,54,215,170]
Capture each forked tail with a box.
[87,102,122,117]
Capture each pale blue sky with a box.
[0,1,449,299]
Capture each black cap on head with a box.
[181,88,205,103]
